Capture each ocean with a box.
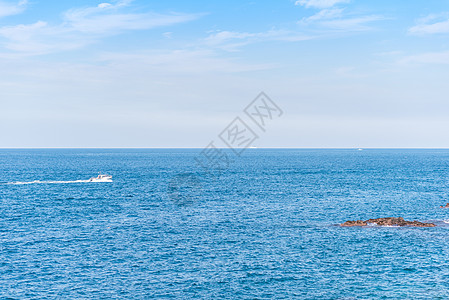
[1,149,449,299]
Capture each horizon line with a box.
[2,147,449,150]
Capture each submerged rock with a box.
[341,217,436,227]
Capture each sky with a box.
[1,0,449,148]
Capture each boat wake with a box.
[5,179,112,185]
[4,172,113,185]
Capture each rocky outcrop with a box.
[341,217,436,227]
[341,220,367,227]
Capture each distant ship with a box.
[89,173,112,182]
[358,148,363,151]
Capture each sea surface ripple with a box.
[1,149,449,299]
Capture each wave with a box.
[367,223,398,228]
[5,179,112,185]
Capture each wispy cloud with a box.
[63,0,199,34]
[0,0,26,18]
[301,8,344,22]
[298,2,384,32]
[295,0,350,9]
[319,15,384,31]
[408,13,449,35]
[206,0,382,51]
[204,29,311,51]
[0,21,73,54]
[0,0,202,55]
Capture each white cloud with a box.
[408,14,449,35]
[298,3,383,32]
[0,0,27,18]
[300,10,383,32]
[205,31,255,45]
[163,32,173,39]
[301,8,344,22]
[204,29,311,51]
[320,15,384,31]
[0,21,86,54]
[65,11,199,34]
[0,1,202,55]
[206,6,382,52]
[98,3,112,9]
[63,0,200,34]
[295,0,350,9]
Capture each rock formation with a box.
[341,217,435,227]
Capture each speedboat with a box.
[89,173,112,182]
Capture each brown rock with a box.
[341,220,367,227]
[341,217,435,227]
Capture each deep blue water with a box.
[1,149,449,299]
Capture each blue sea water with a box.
[1,149,449,299]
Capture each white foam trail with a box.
[6,179,112,185]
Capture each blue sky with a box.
[1,0,449,147]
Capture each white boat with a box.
[89,173,112,182]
